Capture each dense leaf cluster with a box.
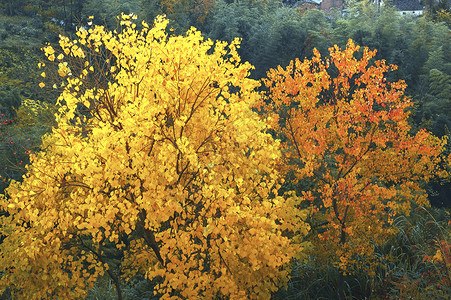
[0,1,450,299]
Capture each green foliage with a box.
[139,0,164,27]
[206,0,284,78]
[0,2,449,298]
[5,0,85,32]
[82,0,141,28]
[0,48,44,101]
[0,0,27,16]
[0,89,21,117]
[206,0,333,79]
[274,207,451,299]
[417,47,451,136]
[0,99,56,193]
[425,46,448,72]
[273,258,378,299]
[423,0,451,25]
[379,207,451,299]
[429,69,451,100]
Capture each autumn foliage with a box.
[0,15,309,299]
[258,40,448,275]
[0,13,449,300]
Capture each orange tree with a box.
[257,40,449,278]
[0,15,310,299]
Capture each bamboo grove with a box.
[0,14,449,299]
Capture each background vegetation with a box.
[0,0,449,299]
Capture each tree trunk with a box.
[337,223,346,300]
[114,278,123,300]
[8,0,14,16]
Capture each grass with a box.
[273,206,450,300]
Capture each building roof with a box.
[391,0,424,11]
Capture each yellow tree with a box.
[257,40,448,287]
[0,15,310,299]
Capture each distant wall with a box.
[398,10,424,16]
